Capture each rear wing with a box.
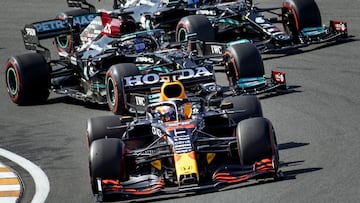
[66,0,96,12]
[67,0,120,10]
[21,12,98,54]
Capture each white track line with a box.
[0,148,50,203]
[0,172,17,178]
[0,197,18,203]
[0,185,21,191]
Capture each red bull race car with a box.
[86,80,280,201]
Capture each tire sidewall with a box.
[176,15,215,42]
[4,53,50,105]
[176,21,190,42]
[105,63,139,115]
[5,59,22,103]
[86,115,127,146]
[224,43,264,87]
[282,0,322,34]
[236,117,276,165]
[105,71,122,114]
[223,95,263,124]
[89,138,125,195]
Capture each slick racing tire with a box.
[105,63,140,115]
[176,15,215,42]
[222,95,263,124]
[282,0,322,41]
[89,138,125,197]
[4,53,50,105]
[236,117,279,169]
[224,43,264,89]
[86,115,130,146]
[55,9,91,54]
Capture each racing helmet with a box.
[156,105,177,122]
[133,38,146,52]
[159,80,192,119]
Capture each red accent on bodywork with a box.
[330,20,348,33]
[272,71,286,84]
[100,12,122,37]
[101,178,165,195]
[213,158,275,184]
[165,124,195,131]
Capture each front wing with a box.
[94,158,278,201]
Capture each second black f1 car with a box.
[174,0,348,53]
[4,6,287,114]
[108,0,348,53]
[86,79,280,201]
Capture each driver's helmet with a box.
[133,38,146,52]
[155,105,177,122]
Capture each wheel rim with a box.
[224,53,238,89]
[283,10,297,38]
[106,77,116,108]
[56,36,69,48]
[6,67,19,96]
[177,27,188,42]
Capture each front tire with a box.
[236,117,278,168]
[282,0,322,42]
[222,95,263,124]
[224,43,264,90]
[105,63,140,115]
[86,115,128,146]
[89,138,125,196]
[176,15,215,42]
[4,53,50,105]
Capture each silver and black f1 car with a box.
[86,79,280,201]
[4,5,287,114]
[104,0,348,53]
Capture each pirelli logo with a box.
[0,163,21,202]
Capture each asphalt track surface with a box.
[0,0,359,202]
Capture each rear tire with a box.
[282,0,322,42]
[4,53,50,105]
[86,115,128,146]
[89,138,125,196]
[176,15,215,42]
[236,117,278,167]
[224,43,264,90]
[222,95,263,124]
[105,63,140,115]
